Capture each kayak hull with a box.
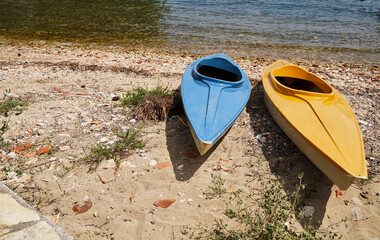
[262,60,367,190]
[264,91,358,189]
[181,53,250,155]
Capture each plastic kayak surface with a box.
[262,60,367,189]
[181,53,251,155]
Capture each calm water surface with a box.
[0,0,379,51]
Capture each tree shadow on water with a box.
[247,81,333,228]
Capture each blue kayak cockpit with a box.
[193,57,243,84]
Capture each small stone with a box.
[149,160,158,166]
[98,159,116,169]
[7,93,19,98]
[7,152,17,159]
[111,95,120,101]
[303,206,315,218]
[97,168,116,184]
[37,145,51,155]
[59,146,71,151]
[376,192,380,196]
[351,198,361,205]
[153,161,172,170]
[37,129,45,135]
[36,122,45,127]
[7,171,17,180]
[177,164,184,170]
[93,211,98,217]
[73,200,93,214]
[130,119,136,123]
[352,207,362,221]
[99,137,108,143]
[153,199,175,208]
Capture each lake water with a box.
[0,0,379,51]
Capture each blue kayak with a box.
[181,53,251,155]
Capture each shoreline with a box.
[1,38,379,67]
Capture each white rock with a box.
[99,137,108,143]
[7,152,17,159]
[37,129,45,135]
[105,140,116,145]
[7,93,19,98]
[59,146,71,151]
[351,198,361,205]
[303,206,315,218]
[130,119,136,123]
[149,160,158,166]
[177,164,184,170]
[352,207,362,221]
[7,171,17,180]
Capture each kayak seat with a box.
[195,58,242,83]
[276,76,326,93]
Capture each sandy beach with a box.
[0,42,379,239]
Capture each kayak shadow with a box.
[165,115,222,181]
[246,81,333,228]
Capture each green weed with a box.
[0,90,27,149]
[206,175,227,199]
[196,173,341,240]
[0,90,27,115]
[119,85,174,106]
[81,127,145,171]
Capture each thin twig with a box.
[176,115,189,127]
[22,158,59,170]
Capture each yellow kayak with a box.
[262,60,367,190]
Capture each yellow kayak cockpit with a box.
[269,65,333,96]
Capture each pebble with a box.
[37,129,45,135]
[149,160,158,166]
[352,207,362,221]
[351,198,361,205]
[7,92,20,98]
[99,137,108,143]
[303,206,314,218]
[7,152,17,159]
[59,146,71,151]
[97,168,116,184]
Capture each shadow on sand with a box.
[246,80,333,227]
[163,93,223,182]
[164,114,224,181]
